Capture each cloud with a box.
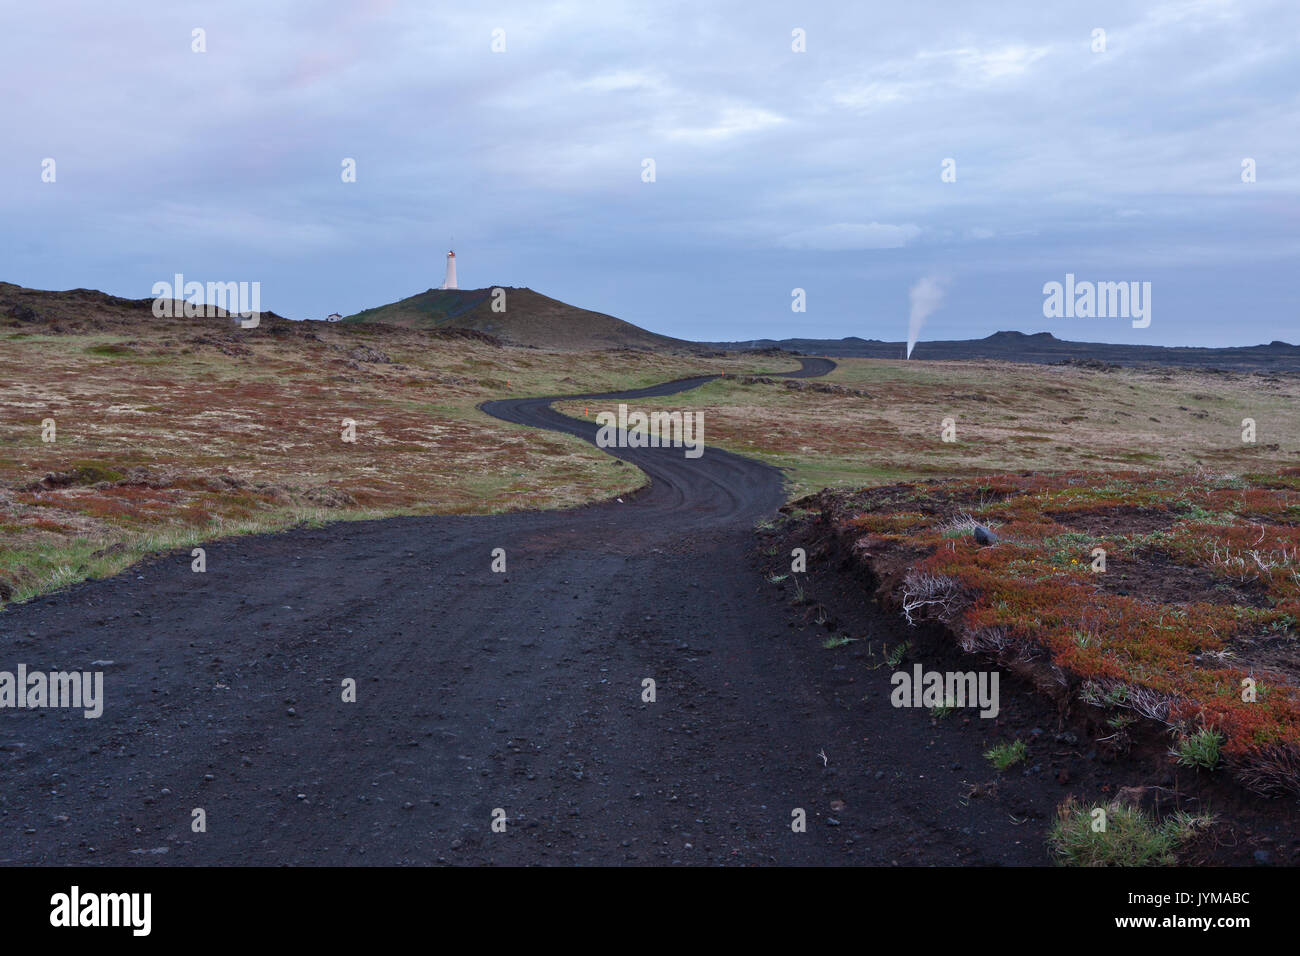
[828,41,1051,113]
[829,81,908,111]
[779,222,922,251]
[662,105,786,142]
[0,0,1294,346]
[579,70,667,93]
[774,223,930,252]
[920,43,1051,80]
[123,203,345,254]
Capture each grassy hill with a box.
[344,286,695,352]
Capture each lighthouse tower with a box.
[440,249,458,290]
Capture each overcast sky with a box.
[2,0,1296,346]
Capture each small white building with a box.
[325,312,343,322]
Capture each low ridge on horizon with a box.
[705,326,1300,370]
[3,279,1297,370]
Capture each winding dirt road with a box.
[481,359,834,526]
[1,357,1054,866]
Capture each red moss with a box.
[827,470,1300,782]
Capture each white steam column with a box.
[441,249,458,290]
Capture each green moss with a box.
[68,461,125,484]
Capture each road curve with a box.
[0,353,1049,867]
[480,356,836,526]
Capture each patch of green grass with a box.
[884,640,912,668]
[1172,728,1224,770]
[67,460,125,484]
[930,698,957,719]
[1049,797,1213,866]
[822,634,856,649]
[0,507,392,608]
[984,739,1028,771]
[777,459,917,500]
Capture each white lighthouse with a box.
[441,249,458,290]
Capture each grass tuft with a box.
[1049,796,1213,866]
[984,739,1028,771]
[1172,727,1224,770]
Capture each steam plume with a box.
[906,276,947,360]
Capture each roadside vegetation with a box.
[1049,796,1213,866]
[799,469,1300,796]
